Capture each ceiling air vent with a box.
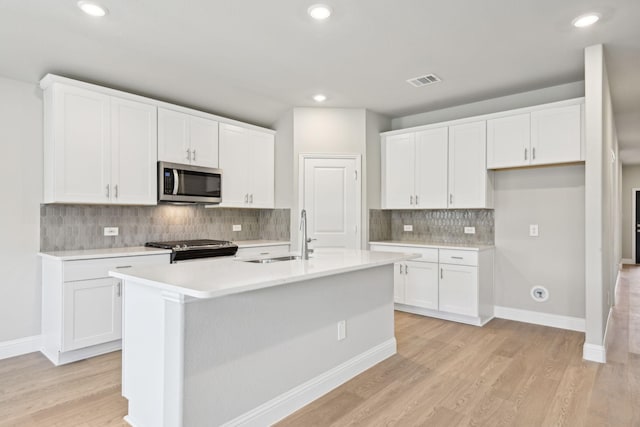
[406,74,442,88]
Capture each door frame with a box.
[632,188,640,264]
[298,153,362,249]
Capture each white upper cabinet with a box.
[530,104,582,166]
[43,83,157,205]
[486,113,530,169]
[415,128,448,209]
[219,123,275,208]
[158,108,219,168]
[383,133,416,208]
[486,100,583,169]
[111,97,157,205]
[448,121,492,209]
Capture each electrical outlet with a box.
[103,227,119,237]
[464,226,476,234]
[232,224,242,232]
[403,224,413,232]
[337,320,346,341]
[529,224,539,237]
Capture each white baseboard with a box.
[622,258,634,265]
[395,304,491,326]
[0,335,42,360]
[222,338,397,427]
[583,343,606,363]
[494,306,585,332]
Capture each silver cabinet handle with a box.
[106,185,110,199]
[399,264,403,275]
[172,169,179,195]
[114,184,118,199]
[524,148,528,161]
[440,268,443,279]
[404,264,408,274]
[451,256,463,260]
[244,193,249,203]
[532,147,536,160]
[186,148,191,161]
[116,265,132,269]
[192,149,196,162]
[410,195,414,205]
[415,195,419,205]
[116,281,121,297]
[250,194,254,203]
[449,194,453,205]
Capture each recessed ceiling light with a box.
[308,4,332,20]
[572,13,600,28]
[77,1,108,17]
[313,94,327,102]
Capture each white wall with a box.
[494,165,585,318]
[0,76,43,342]
[290,108,367,250]
[392,81,584,130]
[274,109,293,209]
[584,44,621,358]
[621,165,640,260]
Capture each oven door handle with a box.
[172,169,179,195]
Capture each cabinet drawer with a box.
[370,245,438,262]
[63,254,170,282]
[439,249,478,266]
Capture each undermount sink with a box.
[243,255,302,264]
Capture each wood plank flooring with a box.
[1,266,639,426]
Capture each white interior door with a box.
[302,156,360,249]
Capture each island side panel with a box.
[182,265,395,426]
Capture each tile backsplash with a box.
[40,205,290,252]
[369,209,494,245]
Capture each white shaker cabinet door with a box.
[189,115,219,168]
[393,263,405,304]
[486,113,531,169]
[219,123,251,206]
[448,121,489,208]
[383,133,416,209]
[404,261,439,310]
[415,127,448,208]
[158,108,190,164]
[62,278,122,352]
[51,85,111,203]
[438,264,478,317]
[248,130,275,208]
[530,104,582,165]
[110,97,157,205]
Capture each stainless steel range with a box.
[145,239,238,263]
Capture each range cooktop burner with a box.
[145,239,238,262]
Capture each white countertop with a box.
[110,248,417,299]
[39,246,172,261]
[369,241,495,251]
[234,240,290,248]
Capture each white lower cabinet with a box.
[41,252,169,365]
[370,243,494,326]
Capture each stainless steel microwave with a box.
[158,161,222,204]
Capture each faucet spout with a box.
[300,209,312,260]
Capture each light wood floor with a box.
[1,267,639,426]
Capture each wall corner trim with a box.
[494,306,585,332]
[0,335,42,360]
[583,343,606,363]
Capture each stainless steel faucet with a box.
[300,209,316,260]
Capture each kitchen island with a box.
[110,249,415,427]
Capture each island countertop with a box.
[109,248,417,299]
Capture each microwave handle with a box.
[172,169,179,195]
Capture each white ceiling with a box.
[1,0,639,161]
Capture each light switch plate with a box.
[403,225,413,232]
[104,227,119,236]
[464,226,476,234]
[529,224,539,237]
[232,224,242,232]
